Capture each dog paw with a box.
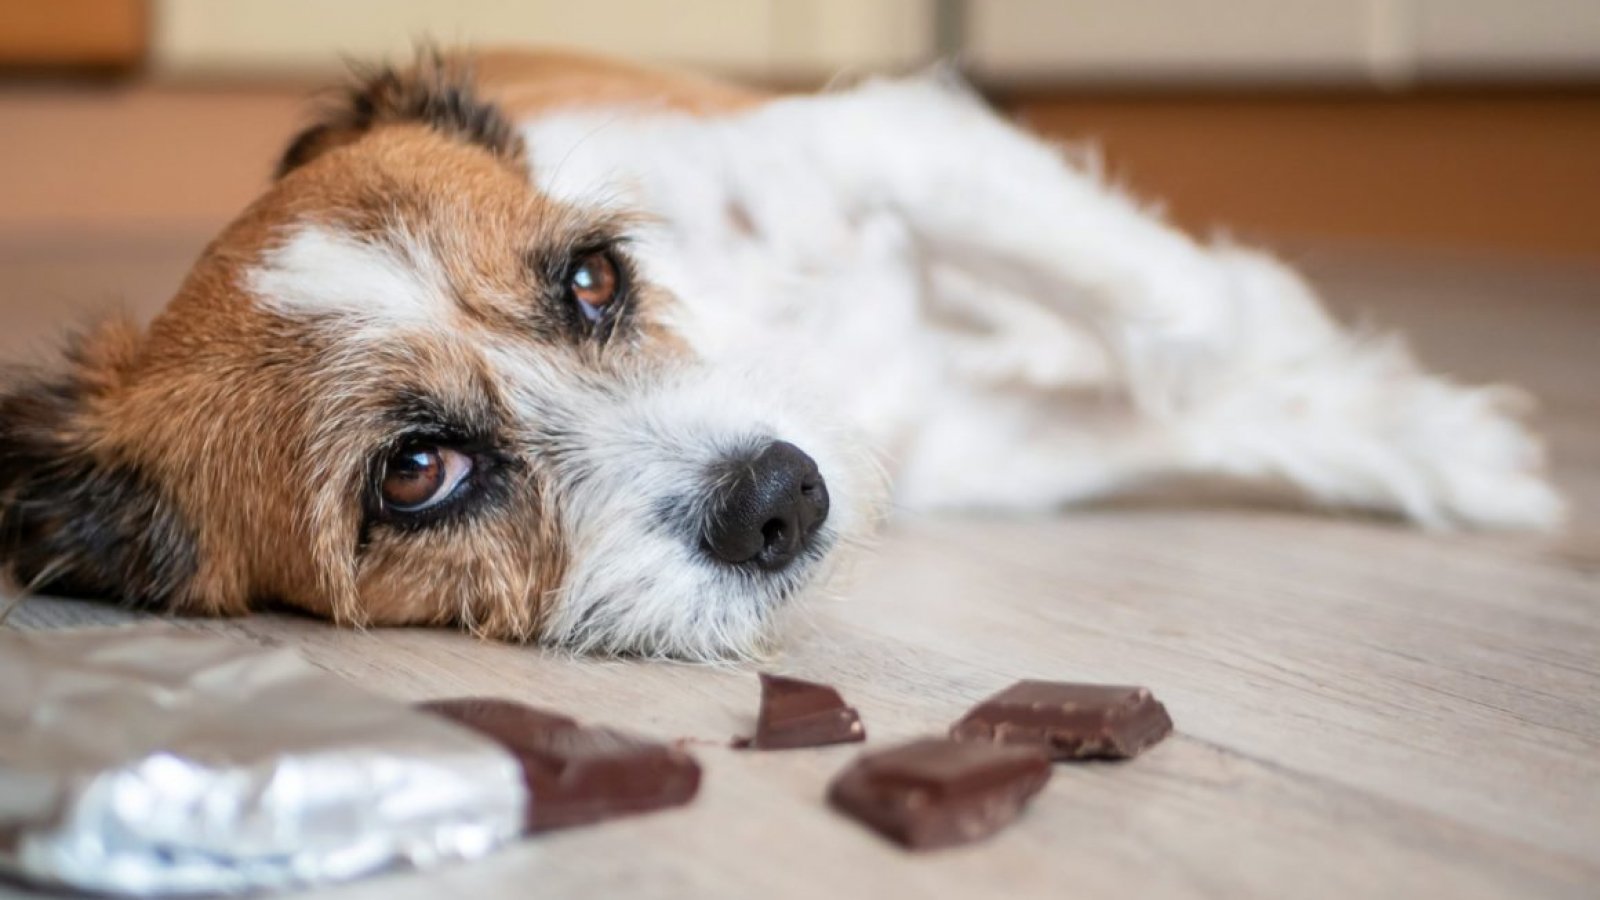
[1390,380,1564,532]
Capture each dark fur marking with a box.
[0,372,197,607]
[276,50,526,178]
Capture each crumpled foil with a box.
[0,625,527,896]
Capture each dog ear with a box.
[275,51,526,178]
[0,323,197,607]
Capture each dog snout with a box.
[703,441,830,571]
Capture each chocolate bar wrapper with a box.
[0,625,526,896]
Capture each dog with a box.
[0,49,1562,659]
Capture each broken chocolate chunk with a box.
[735,673,865,750]
[418,697,578,738]
[949,680,1173,760]
[419,697,701,832]
[827,738,1051,850]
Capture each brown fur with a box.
[468,47,770,120]
[0,49,727,639]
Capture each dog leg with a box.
[803,77,1562,530]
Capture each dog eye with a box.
[568,251,619,322]
[381,444,473,513]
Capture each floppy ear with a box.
[0,323,197,607]
[275,51,526,178]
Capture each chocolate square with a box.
[949,681,1173,760]
[827,738,1051,850]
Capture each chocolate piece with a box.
[949,681,1173,760]
[419,697,701,832]
[736,673,865,750]
[418,697,578,737]
[827,738,1051,851]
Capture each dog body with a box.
[0,50,1560,658]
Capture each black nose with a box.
[703,441,830,571]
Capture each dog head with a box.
[0,58,876,658]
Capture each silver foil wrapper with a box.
[0,626,527,896]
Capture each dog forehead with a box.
[138,121,670,450]
[229,125,561,327]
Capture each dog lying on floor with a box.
[0,50,1562,658]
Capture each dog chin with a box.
[540,527,843,660]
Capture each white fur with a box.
[481,345,881,659]
[519,74,1563,534]
[245,224,451,327]
[239,72,1561,660]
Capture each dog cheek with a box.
[349,488,569,641]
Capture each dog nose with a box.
[704,441,830,570]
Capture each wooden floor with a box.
[1010,90,1600,260]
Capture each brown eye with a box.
[381,444,473,513]
[569,251,618,322]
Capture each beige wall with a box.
[151,0,932,80]
[965,0,1600,85]
[149,0,1600,85]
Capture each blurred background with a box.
[3,0,1598,259]
[0,0,1597,408]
